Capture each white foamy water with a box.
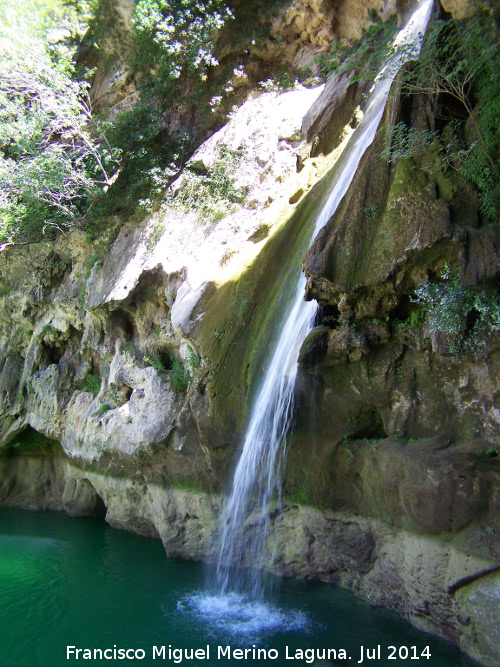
[178,592,309,638]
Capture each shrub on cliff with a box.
[0,0,120,243]
[0,0,234,242]
[95,0,234,220]
[383,13,500,219]
[413,265,500,356]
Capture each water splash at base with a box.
[177,591,310,639]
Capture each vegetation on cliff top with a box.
[312,12,398,84]
[0,1,498,244]
[93,0,235,228]
[0,0,121,242]
[382,13,500,219]
[0,0,235,243]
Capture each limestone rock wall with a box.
[0,82,332,485]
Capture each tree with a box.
[0,0,119,242]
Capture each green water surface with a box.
[0,508,478,667]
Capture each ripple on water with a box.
[177,592,310,639]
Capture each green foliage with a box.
[312,15,398,83]
[84,255,102,279]
[187,348,200,371]
[170,143,246,223]
[0,0,239,237]
[40,324,54,337]
[413,264,500,356]
[0,0,236,239]
[91,0,234,219]
[46,251,71,275]
[106,385,124,408]
[78,255,101,309]
[486,446,498,458]
[81,372,101,395]
[93,403,110,417]
[361,204,379,218]
[380,123,438,163]
[409,309,426,329]
[393,434,426,445]
[171,357,191,392]
[99,119,194,223]
[143,352,168,377]
[132,0,231,81]
[141,346,193,392]
[342,436,355,459]
[397,13,500,218]
[213,330,224,339]
[0,0,119,242]
[288,490,309,505]
[78,284,87,310]
[8,426,59,453]
[394,309,426,334]
[146,219,165,252]
[124,341,137,359]
[344,435,385,446]
[259,67,299,92]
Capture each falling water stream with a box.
[183,0,435,635]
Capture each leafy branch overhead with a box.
[133,0,232,81]
[0,0,234,243]
[0,1,498,245]
[85,0,235,230]
[0,0,120,242]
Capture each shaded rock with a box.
[302,71,360,156]
[303,116,454,299]
[461,228,500,286]
[62,477,106,517]
[456,571,500,667]
[148,485,220,560]
[325,324,368,363]
[298,325,329,368]
[440,0,475,18]
[63,354,180,461]
[289,187,305,204]
[0,455,73,512]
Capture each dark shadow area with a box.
[4,426,62,455]
[350,407,387,440]
[108,307,136,341]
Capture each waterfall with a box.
[186,0,434,630]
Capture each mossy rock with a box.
[191,154,359,446]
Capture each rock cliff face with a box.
[0,1,499,666]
